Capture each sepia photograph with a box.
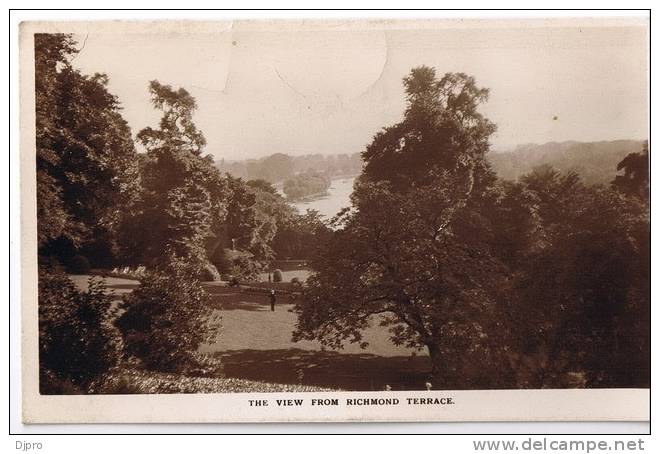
[18,15,650,424]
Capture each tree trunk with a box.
[427,342,444,385]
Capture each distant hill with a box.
[488,140,647,185]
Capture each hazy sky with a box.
[69,19,649,161]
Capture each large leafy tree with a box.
[116,82,225,371]
[219,175,270,262]
[273,208,330,260]
[362,67,496,192]
[35,33,139,265]
[293,67,514,388]
[511,166,650,388]
[130,81,227,269]
[612,141,649,201]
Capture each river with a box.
[286,176,356,220]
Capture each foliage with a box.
[128,80,230,272]
[217,152,362,182]
[283,172,331,201]
[245,153,294,183]
[39,269,119,393]
[213,248,261,281]
[294,67,510,388]
[272,269,283,283]
[200,263,222,282]
[114,257,221,372]
[246,179,279,195]
[215,174,308,266]
[361,67,496,192]
[612,140,649,200]
[93,369,336,394]
[510,169,650,388]
[136,81,206,155]
[35,34,140,264]
[68,254,91,274]
[272,209,331,260]
[295,65,649,389]
[220,175,274,264]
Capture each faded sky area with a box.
[69,19,649,161]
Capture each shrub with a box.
[228,276,240,287]
[39,269,119,393]
[290,277,302,287]
[39,369,83,395]
[114,257,221,372]
[213,248,261,281]
[97,375,144,395]
[200,263,221,282]
[230,251,262,281]
[210,247,232,275]
[68,254,91,274]
[272,269,283,283]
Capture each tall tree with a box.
[612,141,649,200]
[116,82,224,371]
[293,68,513,388]
[362,68,496,192]
[35,33,139,265]
[132,81,226,270]
[136,81,206,156]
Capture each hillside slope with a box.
[488,140,646,185]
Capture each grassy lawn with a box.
[71,274,432,391]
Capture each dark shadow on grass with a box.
[204,285,297,310]
[214,300,273,312]
[215,348,432,391]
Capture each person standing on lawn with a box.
[269,290,276,311]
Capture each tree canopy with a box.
[35,33,139,266]
[294,67,510,387]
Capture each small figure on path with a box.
[269,289,276,311]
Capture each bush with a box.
[228,276,240,287]
[200,263,221,282]
[39,369,83,395]
[210,247,232,275]
[68,254,91,274]
[213,248,261,282]
[290,277,302,287]
[114,258,221,372]
[96,375,144,395]
[39,269,119,393]
[272,269,283,283]
[231,250,262,281]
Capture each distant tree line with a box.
[217,152,362,183]
[282,172,331,201]
[489,140,646,185]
